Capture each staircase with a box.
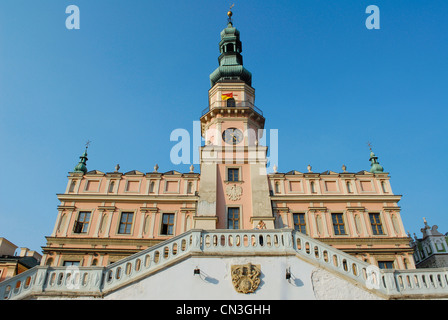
[1,229,448,300]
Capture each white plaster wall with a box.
[104,255,383,300]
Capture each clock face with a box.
[222,128,243,145]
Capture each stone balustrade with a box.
[1,229,447,300]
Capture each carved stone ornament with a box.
[231,263,261,294]
[226,184,243,201]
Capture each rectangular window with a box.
[161,213,175,235]
[118,212,134,234]
[293,213,307,234]
[332,213,346,235]
[63,261,80,266]
[227,207,240,229]
[378,261,394,269]
[73,211,91,234]
[369,213,384,235]
[228,168,239,182]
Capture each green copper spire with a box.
[74,142,90,174]
[209,9,252,87]
[369,148,384,174]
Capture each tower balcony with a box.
[201,100,263,117]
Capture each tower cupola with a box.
[369,149,384,173]
[209,10,252,87]
[74,148,88,174]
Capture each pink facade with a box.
[41,16,415,271]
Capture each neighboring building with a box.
[410,218,448,268]
[0,238,41,282]
[40,10,414,272]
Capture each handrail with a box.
[1,229,448,300]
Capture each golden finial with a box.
[228,4,235,21]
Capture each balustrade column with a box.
[190,230,203,252]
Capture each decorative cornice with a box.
[270,195,402,202]
[382,206,401,212]
[307,207,328,212]
[346,206,366,212]
[98,206,116,211]
[57,205,76,210]
[139,207,159,213]
[57,194,199,202]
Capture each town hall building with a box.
[1,10,447,300]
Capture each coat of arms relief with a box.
[231,263,261,294]
[225,184,243,201]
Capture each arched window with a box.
[69,180,76,193]
[346,181,352,193]
[275,181,280,194]
[226,98,236,107]
[108,181,115,193]
[226,43,234,52]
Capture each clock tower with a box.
[195,11,275,230]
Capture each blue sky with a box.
[0,0,447,253]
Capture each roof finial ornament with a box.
[85,139,91,150]
[227,4,235,25]
[73,141,90,174]
[367,141,384,173]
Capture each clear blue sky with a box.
[0,0,447,253]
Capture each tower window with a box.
[118,212,134,234]
[226,43,234,52]
[332,213,346,235]
[161,213,175,235]
[226,98,236,107]
[227,207,240,229]
[369,213,384,235]
[378,261,394,269]
[293,213,307,234]
[228,168,239,182]
[73,211,91,234]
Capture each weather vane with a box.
[367,141,372,150]
[85,140,92,150]
[228,4,235,23]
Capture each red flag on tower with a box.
[221,93,234,100]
